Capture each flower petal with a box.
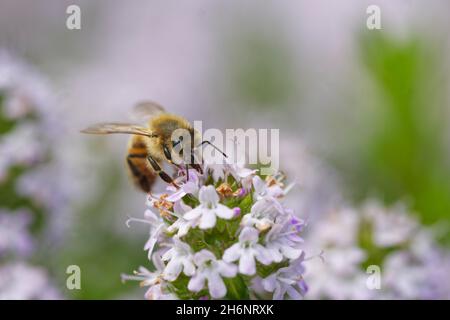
[239,252,256,275]
[199,209,216,229]
[184,207,202,220]
[239,227,259,243]
[223,243,241,263]
[261,274,277,292]
[217,261,238,278]
[252,176,266,196]
[254,244,273,265]
[281,246,302,260]
[188,273,205,292]
[164,258,183,281]
[206,271,227,298]
[286,286,303,300]
[166,190,186,202]
[177,220,192,237]
[194,249,216,265]
[199,185,219,205]
[215,204,234,220]
[182,259,196,277]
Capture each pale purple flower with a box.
[188,249,237,298]
[161,237,195,281]
[166,170,201,202]
[223,227,272,275]
[261,254,308,300]
[241,198,281,231]
[264,218,303,263]
[184,185,234,229]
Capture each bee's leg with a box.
[163,144,184,172]
[147,155,180,189]
[190,153,203,175]
[185,164,190,181]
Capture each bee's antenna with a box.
[198,140,228,158]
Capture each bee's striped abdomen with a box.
[126,135,157,193]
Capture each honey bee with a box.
[81,101,225,193]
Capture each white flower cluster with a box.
[122,164,308,300]
[304,201,450,299]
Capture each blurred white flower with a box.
[0,210,33,257]
[304,201,450,299]
[0,262,60,300]
[0,123,46,182]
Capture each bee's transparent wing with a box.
[131,101,166,122]
[81,123,157,137]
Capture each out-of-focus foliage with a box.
[55,153,148,299]
[226,30,295,108]
[219,12,298,113]
[336,32,450,244]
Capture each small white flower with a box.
[161,237,195,281]
[121,253,164,286]
[144,283,178,300]
[167,201,197,237]
[121,253,176,300]
[188,249,237,298]
[252,176,287,214]
[253,176,284,200]
[228,164,257,190]
[223,227,272,275]
[184,185,234,229]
